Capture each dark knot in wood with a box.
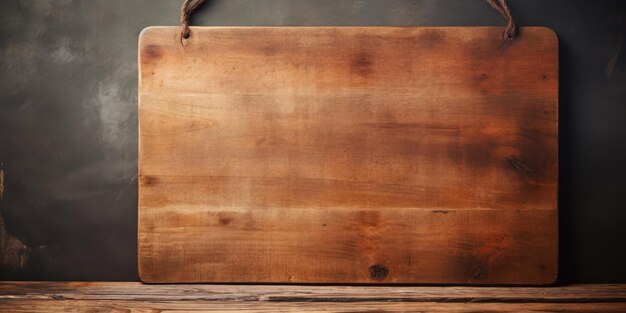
[369,264,389,281]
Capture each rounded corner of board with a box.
[137,262,159,284]
[531,26,559,48]
[139,26,158,40]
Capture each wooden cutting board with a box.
[138,26,558,284]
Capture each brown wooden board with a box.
[138,26,558,284]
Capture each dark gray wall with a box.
[0,0,624,283]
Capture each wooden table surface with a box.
[0,282,625,312]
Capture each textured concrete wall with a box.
[0,0,624,282]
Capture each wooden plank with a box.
[2,282,626,303]
[2,300,625,313]
[138,26,558,284]
[1,282,625,312]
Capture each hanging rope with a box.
[180,0,518,42]
[180,0,207,42]
[484,0,518,40]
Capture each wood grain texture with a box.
[138,27,558,284]
[1,282,625,313]
[2,282,626,302]
[3,300,625,313]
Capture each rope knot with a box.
[180,0,207,43]
[485,0,518,40]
